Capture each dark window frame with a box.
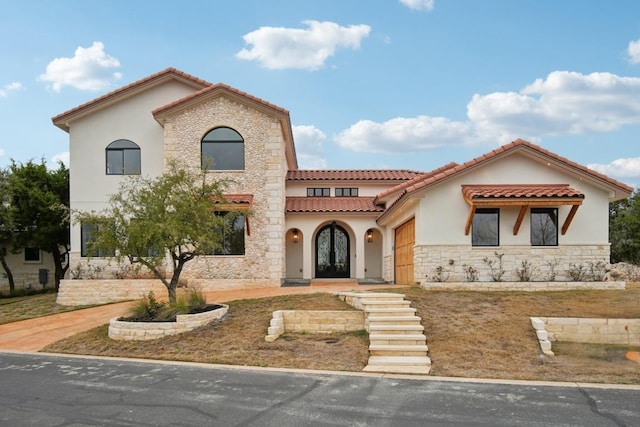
[472,208,500,247]
[80,222,114,258]
[213,212,246,256]
[24,247,41,262]
[530,207,558,246]
[106,139,141,175]
[335,188,358,197]
[306,188,330,197]
[201,127,245,171]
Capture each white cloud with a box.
[335,70,640,154]
[38,41,122,92]
[399,0,435,11]
[0,81,24,98]
[628,39,640,64]
[588,157,640,178]
[0,148,4,158]
[51,152,70,167]
[292,125,328,169]
[236,20,371,70]
[469,71,640,141]
[334,116,474,153]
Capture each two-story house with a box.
[52,68,633,305]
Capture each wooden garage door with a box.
[394,218,415,285]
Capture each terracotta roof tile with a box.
[461,184,584,200]
[375,162,459,202]
[286,197,384,213]
[52,68,211,131]
[286,170,423,181]
[153,82,290,118]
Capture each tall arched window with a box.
[106,139,141,175]
[201,127,244,170]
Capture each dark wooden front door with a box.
[315,223,350,278]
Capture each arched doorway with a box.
[315,222,350,278]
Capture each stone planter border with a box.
[420,281,625,291]
[108,304,228,341]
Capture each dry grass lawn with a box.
[0,293,86,325]
[39,285,640,384]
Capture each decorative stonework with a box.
[108,304,228,341]
[414,244,611,284]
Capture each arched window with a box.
[201,127,244,170]
[106,139,141,175]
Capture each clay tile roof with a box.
[152,82,290,118]
[223,194,254,204]
[375,162,459,202]
[461,184,584,200]
[286,170,423,181]
[52,68,211,131]
[286,197,384,213]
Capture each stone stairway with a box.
[337,292,431,375]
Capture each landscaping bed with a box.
[41,285,640,384]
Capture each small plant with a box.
[70,263,84,279]
[515,260,536,282]
[568,263,586,281]
[546,259,560,281]
[483,252,505,282]
[127,291,167,321]
[587,260,609,282]
[430,265,449,282]
[462,264,479,282]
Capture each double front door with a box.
[315,223,350,278]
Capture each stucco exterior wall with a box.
[161,95,286,283]
[67,80,201,273]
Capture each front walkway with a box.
[0,283,395,352]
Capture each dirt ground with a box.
[43,285,640,384]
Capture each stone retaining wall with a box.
[265,310,365,342]
[57,278,280,306]
[108,304,228,341]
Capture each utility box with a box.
[38,269,48,286]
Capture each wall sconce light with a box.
[292,229,299,243]
[366,229,373,243]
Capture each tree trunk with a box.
[49,245,69,292]
[167,259,186,305]
[0,248,15,294]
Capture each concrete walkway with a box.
[0,283,394,352]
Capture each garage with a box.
[394,218,415,285]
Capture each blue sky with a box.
[1,0,640,187]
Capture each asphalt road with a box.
[0,352,638,426]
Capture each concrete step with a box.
[364,356,432,375]
[363,364,431,375]
[368,324,424,334]
[369,334,426,346]
[365,316,422,326]
[369,344,429,357]
[358,300,412,309]
[367,355,432,366]
[365,307,417,317]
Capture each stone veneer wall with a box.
[162,96,286,283]
[414,244,611,284]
